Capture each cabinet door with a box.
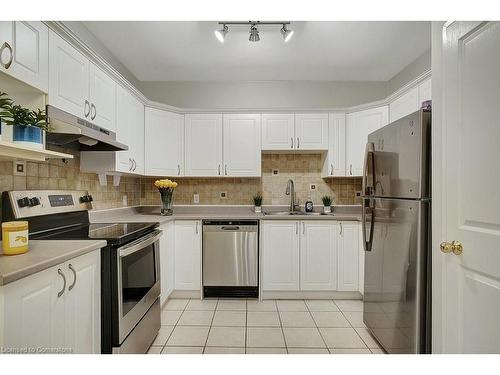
[174,221,201,291]
[337,222,360,292]
[131,96,145,175]
[261,113,295,150]
[389,86,419,123]
[115,85,134,173]
[262,221,300,291]
[3,264,65,351]
[160,221,175,305]
[64,251,100,354]
[300,221,337,291]
[89,63,116,131]
[222,114,261,177]
[295,113,329,150]
[324,113,346,177]
[418,78,432,105]
[346,106,388,176]
[0,21,49,92]
[145,108,184,176]
[185,113,223,176]
[48,30,90,118]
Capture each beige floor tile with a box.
[370,348,386,354]
[354,328,382,349]
[186,299,218,311]
[246,327,285,348]
[305,300,339,312]
[162,346,204,354]
[283,327,326,348]
[166,326,210,347]
[311,311,350,328]
[212,310,246,326]
[330,348,372,354]
[204,347,245,354]
[146,345,163,354]
[276,300,308,311]
[343,311,367,328]
[246,347,287,354]
[247,300,277,312]
[319,327,367,349]
[152,326,174,346]
[334,300,363,312]
[163,299,189,311]
[161,310,182,325]
[288,348,329,354]
[177,310,214,326]
[247,311,280,327]
[206,326,245,347]
[217,299,247,311]
[280,311,316,327]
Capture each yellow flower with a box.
[154,179,178,189]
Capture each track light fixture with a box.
[214,21,293,43]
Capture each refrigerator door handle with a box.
[362,142,376,197]
[362,198,375,252]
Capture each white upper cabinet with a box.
[222,113,261,177]
[389,86,419,123]
[418,78,432,105]
[185,113,223,176]
[0,21,49,92]
[89,63,116,132]
[337,222,360,292]
[145,107,184,177]
[49,30,90,119]
[346,106,388,176]
[323,113,346,177]
[261,113,295,150]
[295,113,329,150]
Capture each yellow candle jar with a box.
[2,221,29,255]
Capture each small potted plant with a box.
[253,194,263,213]
[0,92,14,142]
[154,179,178,216]
[321,195,333,214]
[0,92,50,149]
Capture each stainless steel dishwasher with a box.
[202,220,259,298]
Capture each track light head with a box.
[249,25,260,42]
[281,24,294,42]
[214,24,228,43]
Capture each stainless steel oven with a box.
[116,230,162,346]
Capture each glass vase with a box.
[159,189,174,216]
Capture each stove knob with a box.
[17,197,30,208]
[29,197,41,207]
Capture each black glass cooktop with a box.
[30,222,158,245]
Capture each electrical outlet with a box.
[309,183,317,191]
[193,193,200,204]
[272,169,279,176]
[355,191,362,197]
[13,160,26,176]
[122,195,128,206]
[220,191,227,199]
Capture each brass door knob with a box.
[440,241,463,255]
[440,241,453,253]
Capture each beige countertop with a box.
[89,205,362,225]
[0,240,107,286]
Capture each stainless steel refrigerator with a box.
[362,109,431,354]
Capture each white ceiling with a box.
[82,21,431,82]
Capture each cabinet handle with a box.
[84,100,91,118]
[225,164,228,176]
[349,164,353,175]
[90,103,96,120]
[133,159,137,172]
[302,222,305,235]
[68,264,77,291]
[57,269,66,298]
[340,222,343,236]
[297,137,300,149]
[218,164,221,175]
[291,137,294,149]
[177,164,181,175]
[330,164,333,175]
[196,222,198,234]
[0,42,13,69]
[129,158,133,171]
[296,222,298,235]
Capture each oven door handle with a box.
[118,230,162,258]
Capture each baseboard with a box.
[261,291,362,300]
[169,290,202,299]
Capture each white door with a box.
[3,264,65,351]
[222,113,261,177]
[389,87,419,123]
[261,113,295,150]
[174,221,201,291]
[323,113,346,177]
[145,108,184,177]
[48,30,90,119]
[300,221,337,291]
[0,21,49,92]
[184,113,223,176]
[89,63,116,131]
[160,221,175,305]
[262,221,300,291]
[346,106,388,176]
[418,78,432,105]
[337,222,359,292]
[436,21,500,353]
[64,251,100,354]
[295,113,329,150]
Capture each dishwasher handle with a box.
[221,226,240,231]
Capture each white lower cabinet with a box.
[337,222,360,291]
[160,221,175,305]
[1,250,100,353]
[174,220,201,291]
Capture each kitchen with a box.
[1,2,500,369]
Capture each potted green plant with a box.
[321,195,333,214]
[0,92,14,142]
[0,92,50,149]
[253,194,263,213]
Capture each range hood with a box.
[45,105,128,151]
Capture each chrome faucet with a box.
[285,179,298,212]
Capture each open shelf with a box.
[0,140,73,162]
